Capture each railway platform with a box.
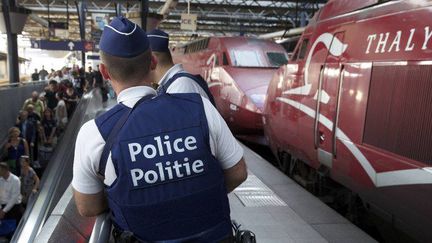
[230,143,376,243]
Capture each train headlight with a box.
[250,94,266,105]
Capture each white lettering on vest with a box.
[154,136,164,156]
[163,135,173,155]
[173,160,184,177]
[144,170,158,184]
[127,134,206,187]
[183,157,191,175]
[173,138,185,152]
[131,169,144,186]
[192,160,204,173]
[184,136,197,150]
[130,157,206,187]
[143,144,157,159]
[128,135,198,161]
[129,143,141,162]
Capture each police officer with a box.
[72,17,247,242]
[147,29,215,104]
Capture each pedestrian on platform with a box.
[147,29,215,104]
[38,66,49,80]
[31,69,39,81]
[72,17,247,243]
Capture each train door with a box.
[314,32,345,168]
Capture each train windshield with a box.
[266,52,288,67]
[230,50,264,67]
[230,50,287,68]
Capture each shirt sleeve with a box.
[72,120,105,194]
[166,77,210,100]
[22,99,29,110]
[201,98,243,169]
[3,178,20,213]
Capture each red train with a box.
[263,0,432,241]
[172,37,288,144]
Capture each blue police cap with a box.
[99,17,149,58]
[147,29,170,53]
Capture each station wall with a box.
[0,82,46,144]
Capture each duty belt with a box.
[112,227,234,243]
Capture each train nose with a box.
[223,67,275,113]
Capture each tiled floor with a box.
[230,143,377,243]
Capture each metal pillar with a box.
[300,12,308,27]
[115,3,122,17]
[295,0,299,27]
[141,0,148,31]
[76,1,86,68]
[2,0,19,84]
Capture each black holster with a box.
[112,227,140,243]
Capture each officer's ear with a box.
[150,53,158,71]
[99,63,111,80]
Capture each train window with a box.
[215,55,219,65]
[222,53,229,65]
[231,50,263,67]
[298,39,309,60]
[204,38,209,49]
[267,52,288,67]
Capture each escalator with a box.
[11,89,112,243]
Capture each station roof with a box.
[14,0,326,44]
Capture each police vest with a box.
[157,72,216,106]
[95,93,231,242]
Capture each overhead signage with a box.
[54,29,69,39]
[180,14,197,31]
[30,40,94,52]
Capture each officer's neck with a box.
[112,78,153,95]
[156,64,174,84]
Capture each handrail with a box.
[332,65,344,157]
[0,80,48,90]
[314,66,325,149]
[10,89,103,243]
[89,213,112,243]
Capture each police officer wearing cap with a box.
[147,29,215,104]
[72,17,247,242]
